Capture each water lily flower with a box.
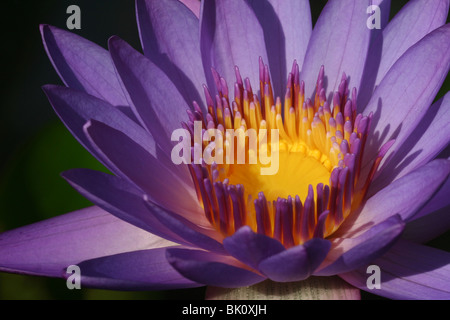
[1,0,449,300]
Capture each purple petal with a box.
[76,247,201,290]
[315,214,405,276]
[403,205,450,244]
[410,175,450,221]
[40,25,129,107]
[136,0,206,111]
[247,0,312,96]
[340,239,450,299]
[301,0,372,99]
[200,0,269,93]
[222,226,285,270]
[42,85,156,173]
[359,0,449,108]
[369,91,450,194]
[303,238,333,272]
[83,119,200,218]
[340,159,450,237]
[362,24,450,171]
[62,168,188,245]
[403,176,450,243]
[258,239,331,282]
[0,206,168,277]
[143,198,225,254]
[108,36,192,156]
[166,248,265,288]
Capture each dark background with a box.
[0,0,448,299]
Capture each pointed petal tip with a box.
[107,34,122,49]
[41,83,57,94]
[38,23,48,34]
[39,23,57,38]
[107,35,128,56]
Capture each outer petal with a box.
[40,25,129,107]
[76,247,202,290]
[301,0,372,99]
[339,159,450,238]
[403,176,450,243]
[247,0,312,95]
[143,199,225,254]
[83,119,201,220]
[362,24,450,170]
[315,215,405,276]
[340,240,450,299]
[223,226,285,270]
[42,85,156,173]
[358,0,449,108]
[136,0,206,111]
[62,168,187,245]
[108,36,191,157]
[200,0,269,93]
[0,206,167,277]
[403,206,450,244]
[409,175,450,221]
[369,91,450,194]
[258,239,330,282]
[166,248,265,287]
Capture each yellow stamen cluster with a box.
[185,61,382,247]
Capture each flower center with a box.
[227,150,331,205]
[183,59,391,248]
